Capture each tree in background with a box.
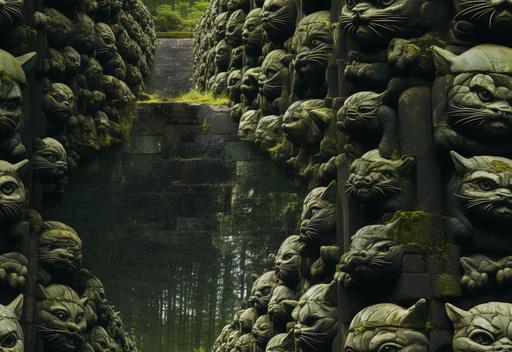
[148,0,209,32]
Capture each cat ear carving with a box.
[397,156,415,176]
[251,274,260,282]
[38,284,51,300]
[13,159,29,175]
[450,151,473,175]
[80,297,88,307]
[445,303,470,327]
[433,46,457,75]
[7,294,24,320]
[321,181,336,204]
[310,109,331,128]
[16,52,37,76]
[400,298,428,328]
[323,281,337,306]
[281,300,298,311]
[280,53,293,66]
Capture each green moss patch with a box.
[157,31,193,38]
[171,90,229,106]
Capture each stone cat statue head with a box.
[86,326,119,352]
[230,46,244,69]
[446,302,512,352]
[258,50,292,116]
[0,50,36,139]
[340,0,445,49]
[0,294,24,352]
[448,151,512,252]
[252,314,273,349]
[274,235,303,287]
[452,0,512,43]
[300,181,337,247]
[38,284,87,352]
[243,8,265,58]
[0,0,23,32]
[345,299,429,352]
[291,282,338,352]
[226,10,246,48]
[227,70,242,104]
[433,45,512,156]
[282,99,329,148]
[346,150,415,221]
[42,83,75,125]
[249,271,279,315]
[214,12,229,42]
[234,333,257,352]
[339,220,403,287]
[32,138,68,183]
[42,8,73,48]
[0,159,28,226]
[95,22,117,62]
[241,67,261,106]
[215,40,231,73]
[255,115,283,151]
[262,0,297,44]
[238,110,261,142]
[292,11,333,99]
[268,285,299,333]
[337,91,385,142]
[39,221,82,277]
[239,308,257,334]
[212,72,228,97]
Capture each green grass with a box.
[171,90,229,106]
[157,31,193,38]
[137,90,229,106]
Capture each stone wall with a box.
[43,102,304,352]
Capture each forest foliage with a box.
[145,0,209,32]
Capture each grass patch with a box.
[137,91,229,106]
[171,90,229,106]
[157,31,193,38]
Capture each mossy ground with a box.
[137,90,229,106]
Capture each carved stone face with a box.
[340,0,434,49]
[39,221,82,275]
[300,182,337,246]
[446,302,512,352]
[241,67,261,104]
[101,75,134,107]
[258,49,292,115]
[292,283,337,352]
[0,160,27,226]
[268,285,298,331]
[450,152,512,237]
[238,110,261,142]
[62,47,81,73]
[282,100,325,147]
[255,115,283,151]
[32,137,68,182]
[215,40,231,73]
[292,12,333,82]
[212,72,228,97]
[337,91,384,137]
[83,57,103,89]
[42,83,75,124]
[239,308,257,334]
[274,235,302,287]
[88,326,118,352]
[214,12,229,42]
[339,221,403,286]
[0,0,23,32]
[103,52,126,81]
[38,284,87,352]
[0,295,23,352]
[243,9,265,57]
[252,314,273,348]
[234,333,256,352]
[262,0,297,43]
[249,271,279,315]
[95,23,117,61]
[453,0,512,42]
[346,150,414,202]
[230,46,244,69]
[226,10,246,48]
[345,300,428,352]
[227,70,242,103]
